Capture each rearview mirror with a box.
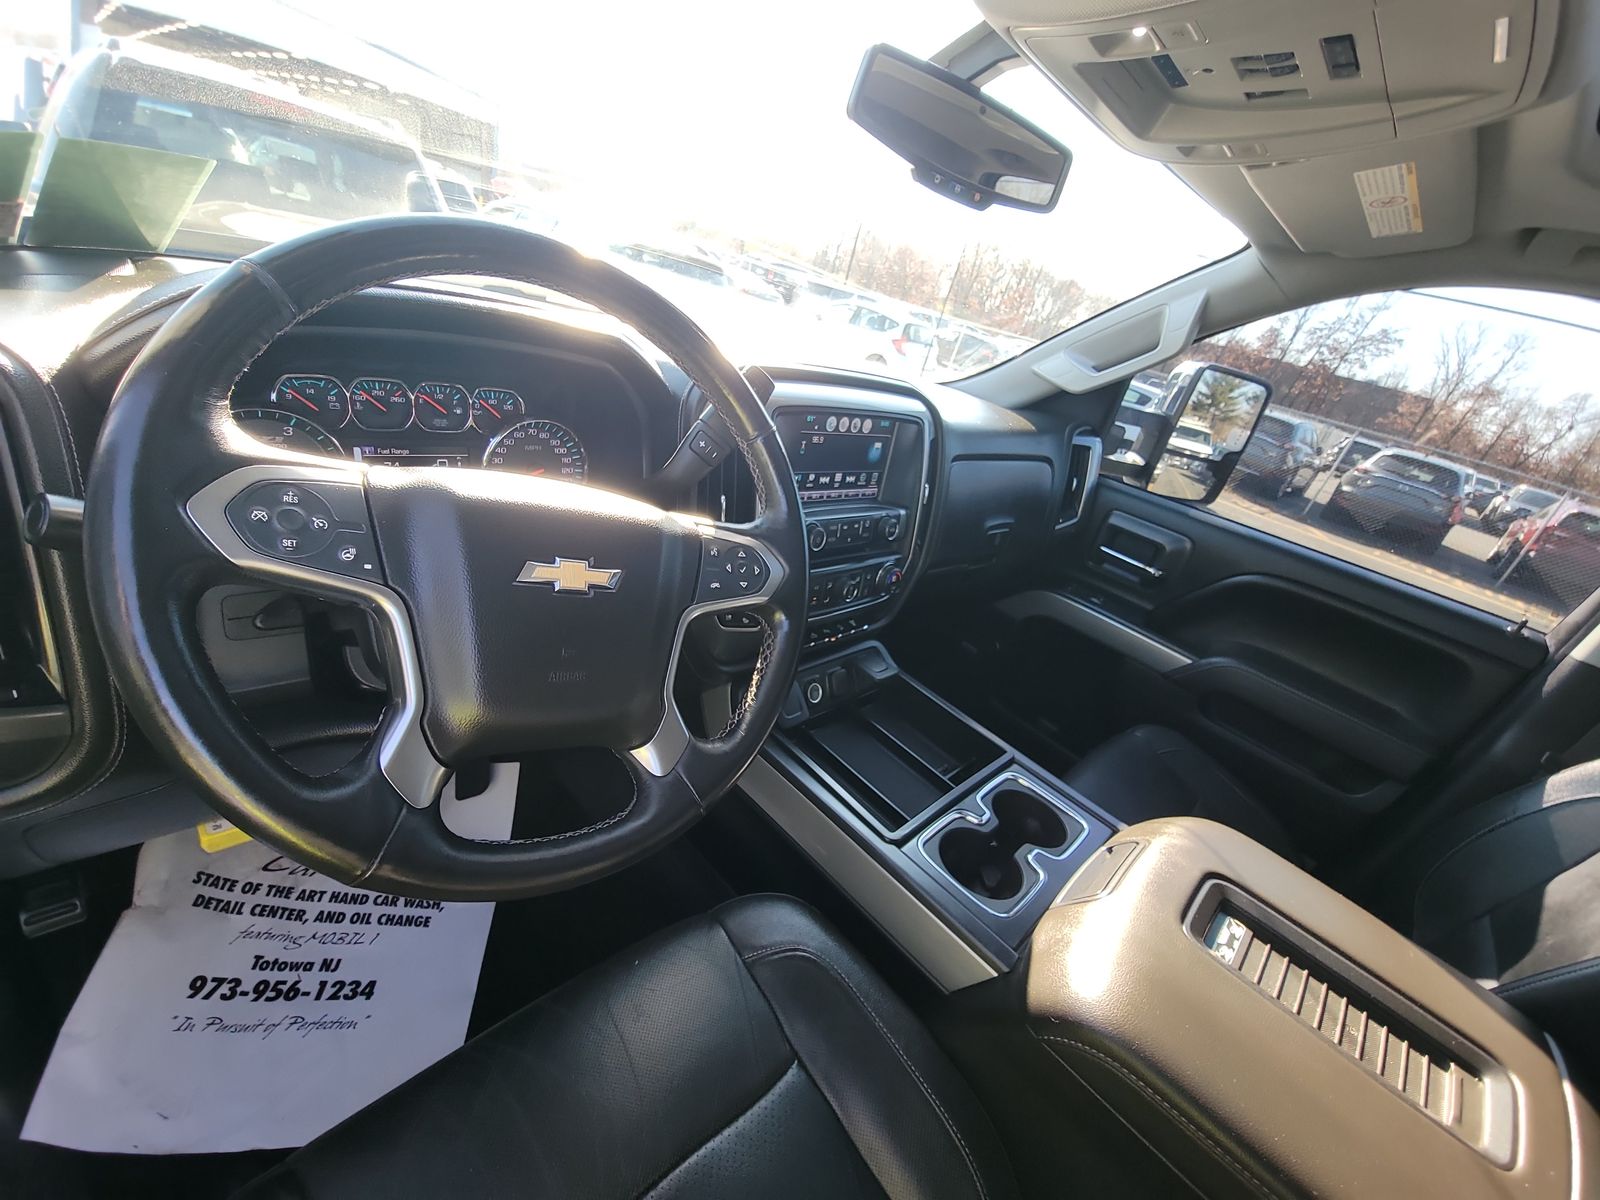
[1146,363,1272,503]
[847,44,1071,213]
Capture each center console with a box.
[767,389,930,650]
[739,638,1116,988]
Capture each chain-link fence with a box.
[1210,406,1600,631]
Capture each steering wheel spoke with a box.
[186,461,449,810]
[627,516,786,777]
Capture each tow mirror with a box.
[1145,362,1272,503]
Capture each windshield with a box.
[2,1,1243,380]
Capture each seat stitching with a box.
[740,943,989,1200]
[1493,955,1600,998]
[1034,1034,1278,1200]
[633,1058,801,1199]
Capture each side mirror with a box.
[847,44,1071,213]
[1146,362,1272,503]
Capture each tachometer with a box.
[413,381,472,433]
[270,374,349,427]
[471,386,525,431]
[482,419,588,481]
[232,408,344,456]
[349,377,413,431]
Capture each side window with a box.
[1138,288,1600,631]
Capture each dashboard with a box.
[228,324,660,493]
[0,254,1090,883]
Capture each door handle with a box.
[1098,545,1164,579]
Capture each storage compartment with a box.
[787,675,1004,835]
[917,771,1089,915]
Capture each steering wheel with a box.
[83,216,807,900]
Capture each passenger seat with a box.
[1063,725,1296,857]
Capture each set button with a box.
[226,481,379,580]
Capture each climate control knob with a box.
[806,522,827,553]
[876,562,905,594]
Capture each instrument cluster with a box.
[231,373,588,481]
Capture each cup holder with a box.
[932,785,1073,903]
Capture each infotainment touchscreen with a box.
[779,412,897,502]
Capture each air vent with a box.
[1056,432,1101,529]
[0,449,58,710]
[1192,887,1511,1163]
[1231,51,1300,81]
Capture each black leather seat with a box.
[1400,759,1600,1075]
[1063,725,1296,857]
[238,895,1016,1199]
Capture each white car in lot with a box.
[806,298,937,375]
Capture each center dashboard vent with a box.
[1189,882,1514,1165]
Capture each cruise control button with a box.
[228,481,337,558]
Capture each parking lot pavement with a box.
[1208,486,1564,630]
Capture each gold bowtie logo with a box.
[514,557,623,594]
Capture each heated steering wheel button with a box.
[305,531,382,580]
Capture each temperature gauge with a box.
[349,378,414,431]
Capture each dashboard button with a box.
[306,531,383,580]
[881,514,902,542]
[228,481,337,558]
[806,523,826,553]
[697,536,771,603]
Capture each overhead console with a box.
[975,0,1552,167]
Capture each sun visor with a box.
[1241,132,1477,257]
[980,0,1549,167]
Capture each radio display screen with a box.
[780,412,896,502]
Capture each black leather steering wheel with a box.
[83,216,806,900]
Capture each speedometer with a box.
[482,420,588,481]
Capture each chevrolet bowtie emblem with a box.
[514,557,623,594]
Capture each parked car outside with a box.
[1234,413,1323,499]
[1329,435,1384,475]
[1322,449,1467,556]
[1468,473,1505,512]
[1488,501,1600,604]
[808,298,936,375]
[1481,482,1563,533]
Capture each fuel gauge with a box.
[413,381,472,433]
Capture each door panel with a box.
[1023,481,1545,846]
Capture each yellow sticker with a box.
[196,817,251,854]
[1354,162,1424,237]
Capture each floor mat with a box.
[20,774,514,1156]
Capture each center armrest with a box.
[1025,817,1600,1199]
